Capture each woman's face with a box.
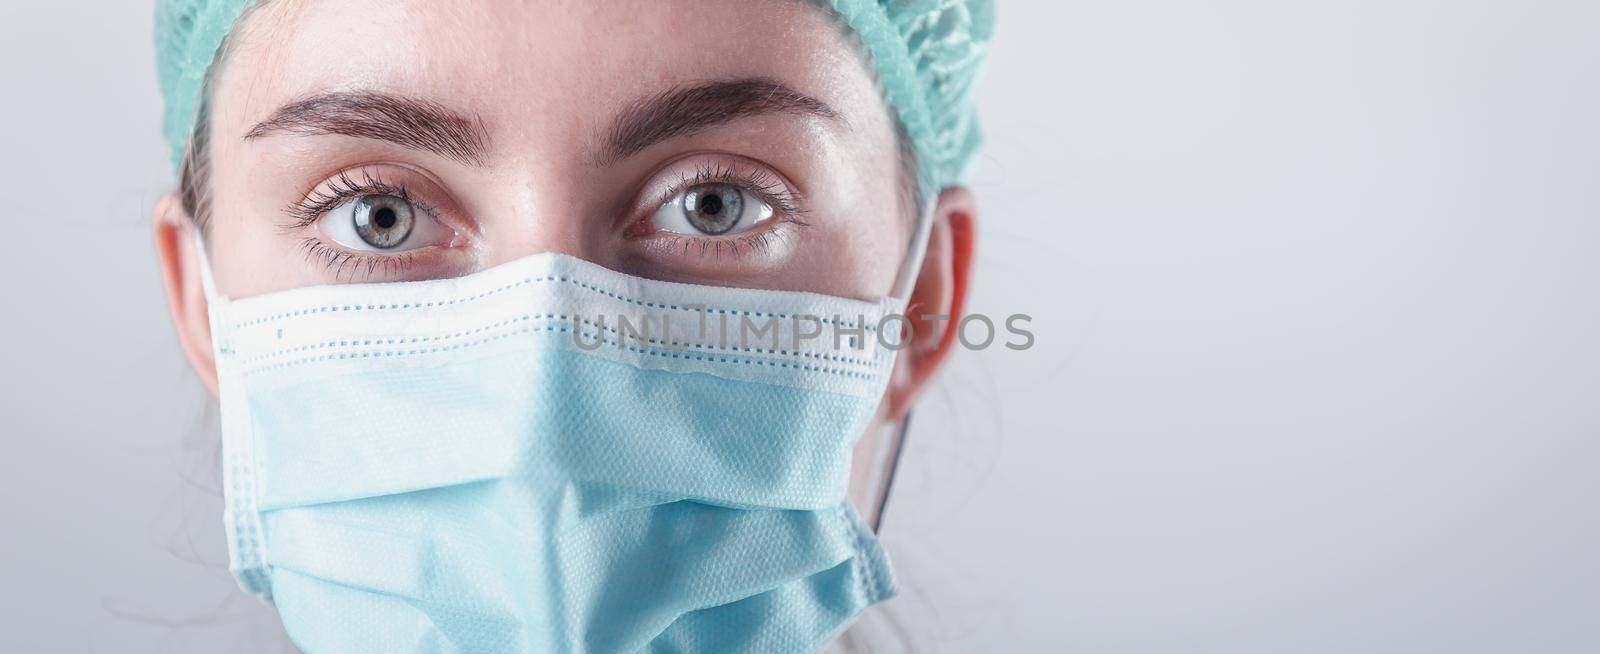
[157,0,974,522]
[204,0,911,301]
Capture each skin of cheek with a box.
[198,0,918,521]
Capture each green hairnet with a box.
[155,0,993,192]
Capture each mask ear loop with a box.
[870,413,912,533]
[189,227,229,362]
[190,227,220,303]
[872,197,938,533]
[888,197,936,301]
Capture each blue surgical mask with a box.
[198,246,904,653]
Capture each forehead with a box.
[212,0,892,149]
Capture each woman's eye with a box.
[651,182,774,236]
[317,194,452,252]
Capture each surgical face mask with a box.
[197,243,906,652]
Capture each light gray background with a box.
[3,1,1597,652]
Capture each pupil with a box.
[374,207,397,230]
[681,184,742,235]
[699,194,723,216]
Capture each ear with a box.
[882,186,977,421]
[153,194,219,397]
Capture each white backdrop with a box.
[3,1,1598,652]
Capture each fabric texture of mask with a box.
[203,251,904,653]
[153,0,994,191]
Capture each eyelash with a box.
[283,167,437,229]
[636,160,811,257]
[294,238,425,280]
[285,159,808,277]
[652,160,807,217]
[282,167,448,277]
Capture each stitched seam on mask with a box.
[228,406,270,598]
[238,323,884,381]
[228,275,884,333]
[231,313,889,369]
[843,503,885,603]
[842,504,873,601]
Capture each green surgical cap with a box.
[155,0,993,192]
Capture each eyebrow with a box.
[601,78,841,165]
[244,91,489,165]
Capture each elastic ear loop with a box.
[872,197,937,533]
[190,228,220,304]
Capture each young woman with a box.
[151,0,991,650]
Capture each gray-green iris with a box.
[681,183,743,235]
[353,194,415,249]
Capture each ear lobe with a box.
[882,186,977,422]
[153,194,219,396]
